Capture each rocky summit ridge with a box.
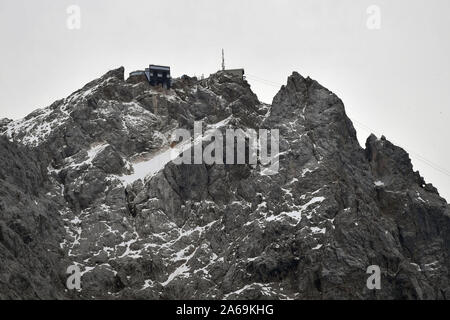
[0,67,449,299]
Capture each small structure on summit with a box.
[217,49,245,80]
[218,68,245,79]
[129,64,172,89]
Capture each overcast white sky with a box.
[0,0,449,201]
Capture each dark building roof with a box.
[149,65,171,72]
[128,64,172,89]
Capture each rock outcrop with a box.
[0,67,449,299]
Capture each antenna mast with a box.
[222,49,225,71]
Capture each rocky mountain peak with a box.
[0,67,449,300]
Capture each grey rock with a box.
[0,67,449,300]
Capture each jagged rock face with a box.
[0,137,67,299]
[0,67,449,300]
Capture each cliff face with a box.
[0,67,449,299]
